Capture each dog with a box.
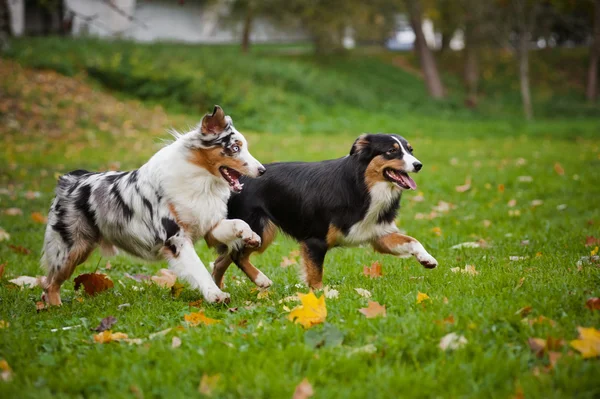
[41,105,265,305]
[211,133,438,289]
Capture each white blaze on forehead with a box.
[391,136,420,168]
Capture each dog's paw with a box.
[418,253,438,269]
[203,288,231,304]
[243,232,262,248]
[233,222,262,248]
[254,272,273,289]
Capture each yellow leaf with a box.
[0,320,9,329]
[591,246,599,256]
[198,373,221,396]
[257,289,270,299]
[184,311,220,327]
[570,327,600,358]
[93,330,129,343]
[0,359,13,382]
[287,290,327,328]
[417,291,430,304]
[31,212,47,224]
[431,227,442,236]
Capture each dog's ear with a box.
[201,105,228,135]
[350,134,370,156]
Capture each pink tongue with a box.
[400,173,417,190]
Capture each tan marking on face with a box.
[364,155,407,189]
[393,143,400,150]
[326,224,342,248]
[372,233,416,254]
[300,243,323,289]
[188,146,250,177]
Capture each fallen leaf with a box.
[304,323,344,349]
[93,330,129,343]
[498,184,505,192]
[455,176,471,193]
[523,315,556,327]
[528,337,547,357]
[354,288,372,298]
[417,291,430,304]
[514,277,525,290]
[280,256,297,267]
[151,268,177,288]
[189,299,203,308]
[93,316,117,332]
[451,241,483,249]
[531,199,543,207]
[570,327,600,358]
[554,162,565,176]
[4,208,22,216]
[184,311,220,327]
[585,297,600,311]
[585,236,600,247]
[359,301,387,318]
[451,265,479,275]
[0,359,13,382]
[439,332,467,351]
[31,212,47,224]
[592,246,599,256]
[509,256,528,261]
[363,261,383,278]
[323,286,339,299]
[0,321,9,329]
[292,378,314,399]
[149,328,173,339]
[508,199,517,207]
[434,315,455,325]
[9,275,40,288]
[74,273,114,296]
[0,263,4,279]
[8,245,31,255]
[432,227,442,236]
[289,249,300,257]
[172,336,182,348]
[257,289,270,300]
[171,282,185,298]
[287,291,327,328]
[198,374,220,396]
[0,228,10,242]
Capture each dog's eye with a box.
[231,145,240,153]
[387,148,398,154]
[408,146,414,153]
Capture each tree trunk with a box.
[586,0,600,102]
[518,33,533,120]
[463,4,480,108]
[440,32,451,53]
[406,0,445,99]
[241,3,253,54]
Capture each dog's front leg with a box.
[207,219,261,249]
[163,236,230,303]
[372,233,438,269]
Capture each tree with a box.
[587,0,600,101]
[405,0,445,98]
[0,0,10,50]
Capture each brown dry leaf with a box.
[93,330,129,343]
[570,327,600,358]
[358,301,387,318]
[585,236,600,247]
[455,176,472,193]
[434,315,455,325]
[198,373,221,396]
[0,359,13,382]
[524,315,557,327]
[554,162,565,176]
[151,268,177,288]
[184,311,220,327]
[4,208,22,216]
[515,306,533,317]
[189,299,203,308]
[31,212,47,224]
[585,297,600,311]
[0,263,5,279]
[498,184,505,193]
[528,337,547,357]
[8,245,31,255]
[287,291,327,328]
[363,261,383,278]
[93,316,117,332]
[292,378,314,399]
[74,273,114,296]
[280,256,297,268]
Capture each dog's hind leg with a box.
[300,238,328,289]
[372,233,438,269]
[231,250,273,289]
[212,253,232,288]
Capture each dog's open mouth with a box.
[384,168,417,190]
[219,166,243,192]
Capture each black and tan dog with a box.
[210,133,438,290]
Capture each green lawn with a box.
[1,46,600,398]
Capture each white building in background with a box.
[7,0,463,50]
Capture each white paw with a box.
[254,272,273,289]
[417,253,438,269]
[203,287,231,304]
[233,222,261,248]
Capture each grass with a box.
[1,45,600,398]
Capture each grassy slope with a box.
[1,48,600,398]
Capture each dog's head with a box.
[187,105,265,193]
[350,133,422,190]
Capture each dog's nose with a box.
[258,166,266,176]
[413,162,422,172]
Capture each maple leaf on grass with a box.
[74,273,113,296]
[585,297,600,311]
[363,261,383,278]
[93,316,117,332]
[292,378,314,399]
[151,268,177,288]
[358,301,387,318]
[184,311,220,327]
[585,236,600,247]
[0,359,13,382]
[93,331,129,343]
[287,290,327,328]
[31,212,47,224]
[570,327,600,359]
[416,291,430,304]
